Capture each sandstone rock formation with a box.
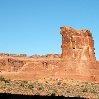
[60,26,99,81]
[0,58,25,72]
[60,26,96,62]
[0,26,99,82]
[0,53,27,57]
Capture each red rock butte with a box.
[0,26,99,82]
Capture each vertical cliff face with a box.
[60,26,99,78]
[60,26,96,62]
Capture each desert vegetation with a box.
[0,76,99,98]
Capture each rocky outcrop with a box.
[60,26,99,81]
[0,58,25,72]
[60,26,96,62]
[0,53,27,57]
[30,54,61,58]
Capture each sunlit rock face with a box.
[60,26,99,81]
[60,26,96,62]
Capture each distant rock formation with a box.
[0,58,25,72]
[0,26,99,82]
[0,53,27,57]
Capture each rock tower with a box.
[60,26,99,79]
[60,26,96,62]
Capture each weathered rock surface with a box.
[60,26,99,82]
[60,26,96,62]
[0,26,99,82]
[0,58,25,72]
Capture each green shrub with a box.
[57,81,61,85]
[4,79,10,83]
[0,76,5,81]
[20,81,27,87]
[28,84,34,90]
[82,88,88,92]
[0,76,10,83]
[22,81,28,84]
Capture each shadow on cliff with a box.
[0,93,86,99]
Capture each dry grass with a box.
[0,76,99,98]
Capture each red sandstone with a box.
[0,26,99,82]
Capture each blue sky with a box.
[0,0,99,59]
